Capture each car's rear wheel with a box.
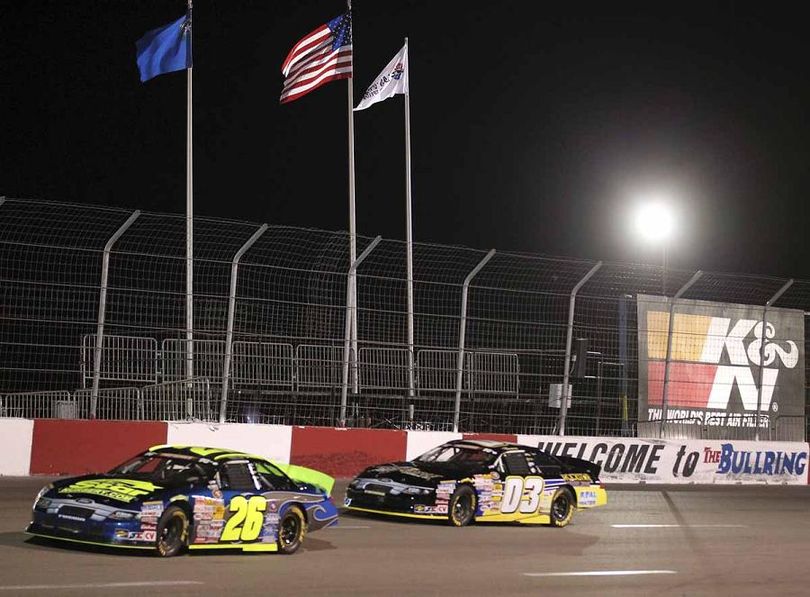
[549,487,575,528]
[156,505,189,557]
[448,485,477,527]
[278,506,306,554]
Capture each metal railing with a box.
[2,197,810,440]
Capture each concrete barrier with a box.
[2,419,807,484]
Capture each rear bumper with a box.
[574,485,608,508]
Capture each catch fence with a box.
[1,197,809,440]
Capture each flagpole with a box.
[347,1,359,395]
[404,38,415,404]
[185,0,194,383]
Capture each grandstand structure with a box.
[1,197,808,440]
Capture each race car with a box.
[26,445,338,556]
[345,439,606,527]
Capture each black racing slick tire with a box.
[549,487,575,528]
[448,485,477,527]
[156,505,189,557]
[278,506,307,555]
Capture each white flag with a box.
[354,44,408,111]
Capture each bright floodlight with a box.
[634,201,674,244]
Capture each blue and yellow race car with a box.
[26,445,338,556]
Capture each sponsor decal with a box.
[139,500,163,527]
[539,440,664,475]
[637,295,805,438]
[577,490,598,507]
[562,473,593,483]
[713,443,807,476]
[528,435,809,484]
[58,479,160,503]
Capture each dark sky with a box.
[3,2,809,278]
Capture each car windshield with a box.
[416,445,496,465]
[109,454,213,485]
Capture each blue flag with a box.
[136,15,192,83]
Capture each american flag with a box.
[280,13,353,105]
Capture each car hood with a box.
[356,460,488,485]
[48,475,165,506]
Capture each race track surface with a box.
[2,478,810,596]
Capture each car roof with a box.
[147,445,272,464]
[446,439,532,452]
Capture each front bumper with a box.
[344,488,444,518]
[26,511,154,550]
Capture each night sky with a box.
[3,2,809,278]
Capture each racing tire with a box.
[278,506,307,555]
[156,505,189,557]
[549,487,575,528]
[448,485,477,527]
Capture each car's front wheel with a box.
[278,506,307,554]
[549,487,575,528]
[156,505,189,557]
[448,485,477,527]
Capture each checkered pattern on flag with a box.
[280,13,352,105]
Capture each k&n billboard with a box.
[637,295,805,439]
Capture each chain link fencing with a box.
[1,197,808,440]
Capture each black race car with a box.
[345,439,606,526]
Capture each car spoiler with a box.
[554,455,602,480]
[272,462,335,497]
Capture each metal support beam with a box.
[559,261,602,436]
[91,210,140,418]
[340,236,382,426]
[219,224,268,423]
[453,249,496,432]
[755,279,793,440]
[660,270,703,437]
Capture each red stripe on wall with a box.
[290,427,407,478]
[462,433,517,443]
[647,361,718,408]
[30,420,168,475]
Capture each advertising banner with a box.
[518,434,809,484]
[636,294,805,439]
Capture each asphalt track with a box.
[2,478,810,596]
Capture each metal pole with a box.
[453,249,496,432]
[347,0,359,394]
[403,38,415,402]
[660,270,703,437]
[340,236,382,426]
[91,211,140,418]
[559,261,602,436]
[185,0,194,382]
[755,279,793,440]
[219,224,268,423]
[619,294,631,436]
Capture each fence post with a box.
[219,224,268,424]
[91,211,140,419]
[453,249,496,433]
[340,236,382,426]
[558,261,602,437]
[660,270,703,437]
[755,279,793,441]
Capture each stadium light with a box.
[633,200,675,245]
[632,198,676,294]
